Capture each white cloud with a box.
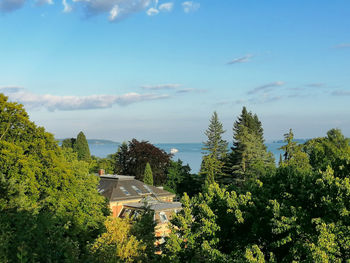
[0,0,176,21]
[182,1,199,13]
[247,81,285,95]
[141,84,182,90]
[146,7,159,16]
[0,87,169,111]
[227,54,253,65]
[109,5,119,20]
[62,0,72,12]
[81,0,153,21]
[159,2,173,12]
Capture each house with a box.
[98,174,182,239]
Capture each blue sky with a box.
[1,0,350,143]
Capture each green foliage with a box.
[62,137,76,149]
[201,154,224,187]
[202,111,228,160]
[163,183,253,262]
[0,94,108,262]
[224,107,274,187]
[164,128,350,262]
[90,155,116,174]
[279,129,311,172]
[303,128,350,178]
[74,131,91,162]
[89,217,144,263]
[131,205,157,261]
[165,159,202,197]
[143,162,154,186]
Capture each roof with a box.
[98,175,176,202]
[124,201,182,211]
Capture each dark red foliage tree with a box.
[124,139,172,186]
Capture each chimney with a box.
[98,169,105,176]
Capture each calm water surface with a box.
[89,142,286,173]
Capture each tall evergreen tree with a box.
[201,112,228,186]
[225,107,274,186]
[74,131,91,162]
[202,111,228,159]
[280,129,297,161]
[117,141,128,174]
[143,162,154,186]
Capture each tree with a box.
[162,183,253,262]
[202,111,228,160]
[303,128,350,178]
[121,139,171,186]
[74,131,91,162]
[163,129,350,262]
[279,129,311,172]
[200,154,224,188]
[279,129,297,161]
[143,162,154,186]
[165,159,201,197]
[225,107,274,186]
[0,94,108,262]
[62,137,76,149]
[114,142,129,174]
[89,217,144,263]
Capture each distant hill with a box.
[57,139,119,145]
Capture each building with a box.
[98,174,182,239]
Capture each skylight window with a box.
[132,185,143,195]
[143,184,153,193]
[120,186,130,196]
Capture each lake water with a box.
[89,142,286,173]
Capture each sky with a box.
[1,0,350,143]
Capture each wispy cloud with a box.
[62,0,72,13]
[176,88,206,93]
[247,81,285,95]
[159,2,173,12]
[141,84,182,90]
[182,1,200,13]
[0,0,178,21]
[146,7,159,16]
[0,87,169,111]
[333,43,350,49]
[0,0,26,12]
[331,90,350,96]
[306,83,325,88]
[227,54,253,65]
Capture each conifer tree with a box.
[74,131,91,162]
[201,112,228,186]
[143,162,154,186]
[280,129,297,161]
[202,111,228,159]
[226,107,274,185]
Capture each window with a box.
[122,209,132,218]
[143,184,153,193]
[159,212,168,223]
[120,186,130,196]
[132,185,143,195]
